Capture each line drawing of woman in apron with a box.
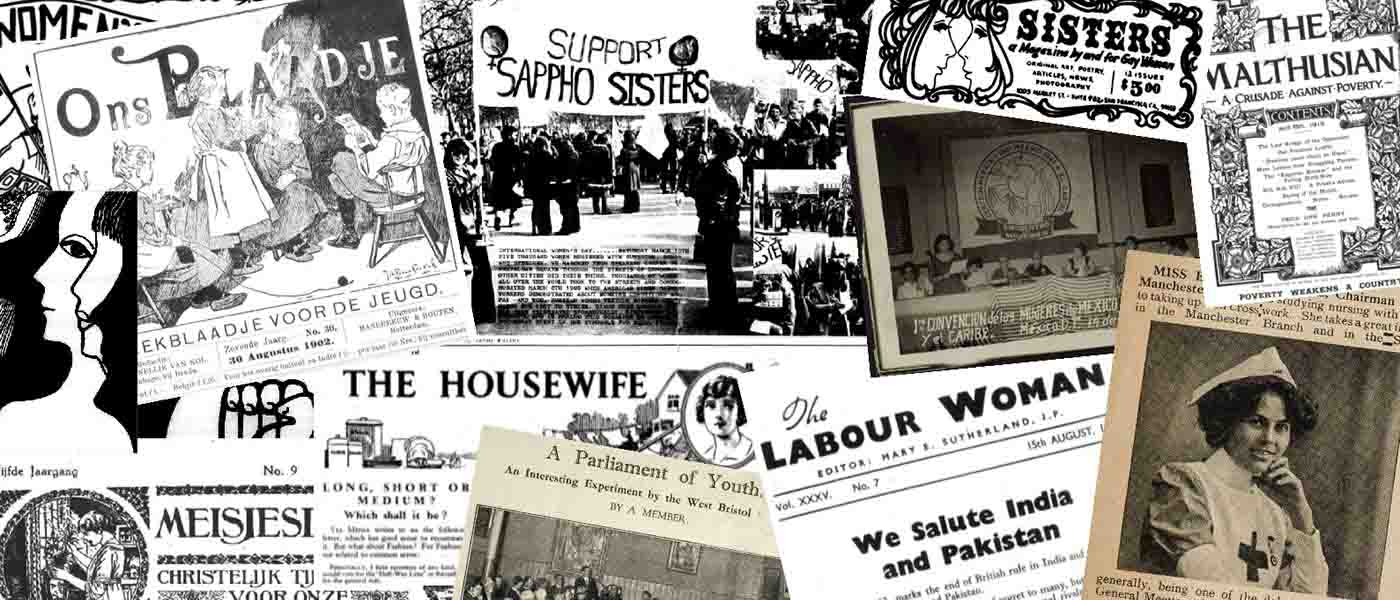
[175,65,277,276]
[52,510,128,600]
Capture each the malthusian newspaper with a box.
[1084,251,1400,600]
[453,427,787,600]
[1193,0,1400,305]
[742,353,1111,600]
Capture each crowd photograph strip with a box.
[462,507,787,600]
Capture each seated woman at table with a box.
[895,261,932,299]
[991,256,1020,282]
[925,233,965,295]
[1065,242,1096,277]
[1023,249,1055,277]
[963,257,992,288]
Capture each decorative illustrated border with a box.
[0,488,151,600]
[1205,97,1400,285]
[1205,0,1400,286]
[877,0,1204,130]
[156,484,315,496]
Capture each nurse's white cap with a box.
[1188,347,1295,406]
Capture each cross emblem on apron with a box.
[1238,531,1270,582]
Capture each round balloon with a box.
[481,25,509,58]
[669,35,699,68]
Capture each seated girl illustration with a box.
[878,0,1013,103]
[252,99,328,263]
[124,140,246,317]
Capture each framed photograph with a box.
[667,541,702,574]
[1083,253,1400,600]
[848,99,1201,376]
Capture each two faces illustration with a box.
[880,0,1011,101]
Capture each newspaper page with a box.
[452,427,787,600]
[129,345,865,597]
[0,3,226,453]
[859,0,1213,142]
[849,99,1200,375]
[27,0,476,402]
[0,0,224,193]
[141,344,864,466]
[0,443,333,600]
[1194,0,1400,305]
[1084,251,1400,600]
[463,0,872,340]
[742,353,1110,600]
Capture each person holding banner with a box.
[488,125,524,230]
[782,101,817,169]
[526,134,555,235]
[693,129,742,327]
[616,130,644,214]
[553,136,581,235]
[583,133,614,215]
[661,122,682,194]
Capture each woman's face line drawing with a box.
[702,396,741,440]
[34,193,119,374]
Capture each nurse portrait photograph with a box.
[1117,322,1400,600]
[1140,347,1326,592]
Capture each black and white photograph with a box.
[1117,322,1400,599]
[475,106,755,335]
[754,0,871,65]
[751,170,862,337]
[459,506,788,600]
[850,100,1199,375]
[742,91,848,171]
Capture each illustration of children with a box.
[326,82,431,250]
[119,140,245,316]
[252,100,328,262]
[175,65,278,276]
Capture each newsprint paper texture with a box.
[1084,252,1400,600]
[129,346,857,596]
[0,0,224,192]
[29,0,474,402]
[860,0,1213,143]
[0,443,335,600]
[141,344,865,470]
[452,427,786,600]
[742,353,1110,600]
[1195,0,1400,305]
